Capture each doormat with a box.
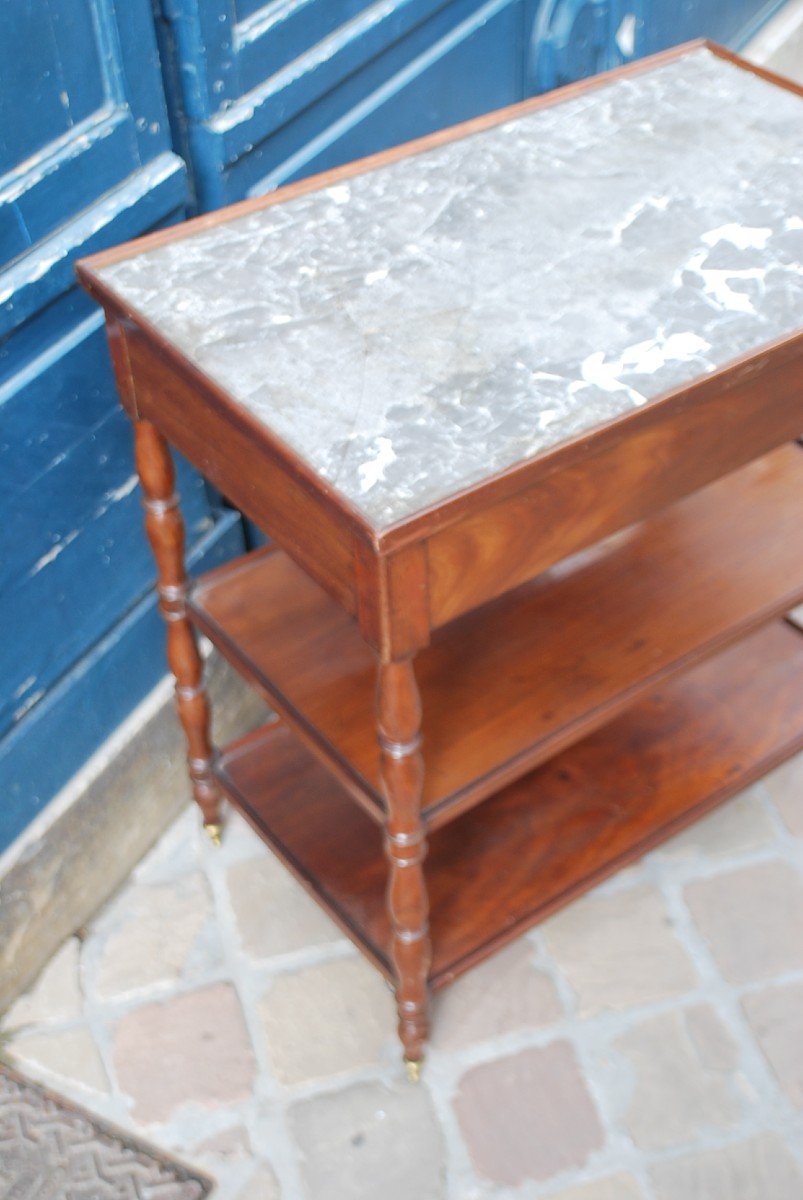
[0,1062,212,1198]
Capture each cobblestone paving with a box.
[2,752,803,1200]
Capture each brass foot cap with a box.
[203,822,222,847]
[404,1056,423,1083]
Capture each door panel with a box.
[255,0,528,191]
[160,0,538,209]
[530,0,788,91]
[0,0,243,849]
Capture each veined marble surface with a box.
[99,48,803,529]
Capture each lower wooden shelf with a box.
[192,445,803,831]
[215,619,803,990]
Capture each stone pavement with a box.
[2,751,803,1200]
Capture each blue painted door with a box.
[532,0,788,90]
[155,0,787,214]
[153,0,542,209]
[0,0,243,849]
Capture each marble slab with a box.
[98,48,803,529]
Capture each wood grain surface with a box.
[191,446,803,829]
[215,621,803,988]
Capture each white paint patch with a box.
[616,13,637,57]
[105,474,138,504]
[786,216,803,230]
[580,330,710,401]
[702,223,772,250]
[364,268,388,286]
[684,247,766,314]
[611,195,669,244]
[13,690,45,723]
[327,185,351,205]
[536,408,559,429]
[28,529,80,576]
[358,437,396,492]
[13,676,36,700]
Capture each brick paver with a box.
[613,1005,741,1150]
[10,1027,110,1096]
[742,980,803,1107]
[649,1133,803,1200]
[94,872,214,999]
[763,756,803,836]
[225,855,343,960]
[543,884,698,1015]
[454,1041,604,1185]
[288,1080,445,1200]
[429,937,563,1050]
[257,956,395,1085]
[4,761,803,1199]
[685,860,803,984]
[113,982,257,1122]
[546,1176,645,1200]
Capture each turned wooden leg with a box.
[377,658,431,1078]
[133,419,223,844]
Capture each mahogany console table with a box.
[78,41,803,1078]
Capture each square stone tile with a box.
[613,1005,741,1150]
[742,980,803,1107]
[543,885,698,1015]
[4,938,82,1027]
[454,1041,604,1186]
[225,855,343,959]
[113,983,256,1123]
[234,1163,281,1199]
[288,1080,444,1200]
[430,937,563,1051]
[546,1176,644,1200]
[9,1027,110,1095]
[763,754,803,837]
[650,1134,803,1200]
[685,861,803,984]
[257,957,394,1085]
[658,790,775,861]
[92,873,214,999]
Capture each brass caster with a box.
[404,1056,423,1083]
[203,822,222,847]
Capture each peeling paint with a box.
[28,530,80,577]
[13,691,46,724]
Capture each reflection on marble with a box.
[99,48,803,529]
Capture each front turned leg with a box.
[377,658,431,1079]
[133,419,223,844]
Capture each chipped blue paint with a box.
[0,0,243,853]
[157,0,791,213]
[0,512,244,849]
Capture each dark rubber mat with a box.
[0,1062,212,1198]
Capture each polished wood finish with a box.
[426,349,803,623]
[133,420,221,830]
[216,621,803,988]
[123,326,369,624]
[79,40,803,1067]
[377,659,431,1066]
[189,446,803,829]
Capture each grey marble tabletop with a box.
[99,47,803,530]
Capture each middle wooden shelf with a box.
[188,443,803,831]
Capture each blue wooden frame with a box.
[0,0,243,853]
